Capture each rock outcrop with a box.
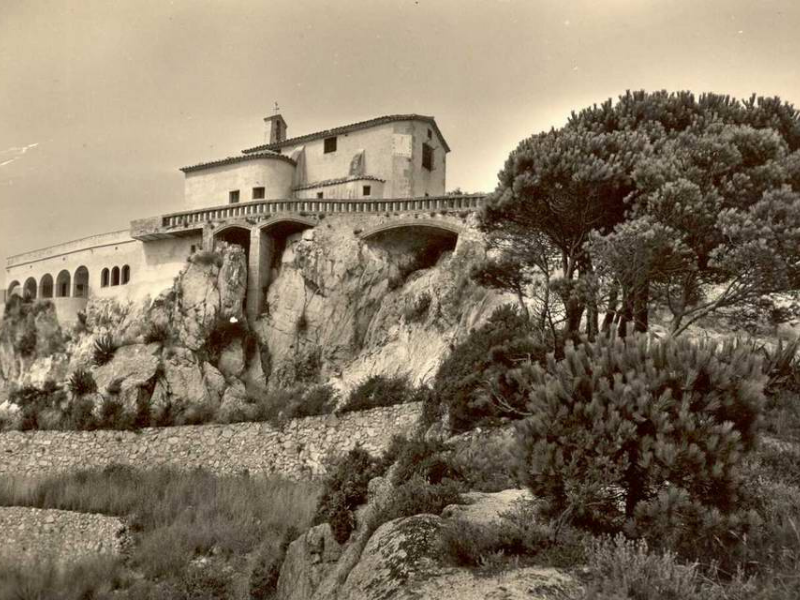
[277,486,578,600]
[256,215,508,391]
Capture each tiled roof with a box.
[241,114,451,154]
[292,175,385,192]
[180,151,296,173]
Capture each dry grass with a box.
[0,465,322,597]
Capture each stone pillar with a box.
[202,224,215,251]
[246,229,263,324]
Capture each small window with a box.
[111,267,120,286]
[317,192,324,199]
[101,268,110,288]
[427,128,432,139]
[252,186,265,200]
[229,190,240,204]
[324,136,337,154]
[422,143,434,171]
[190,244,197,254]
[363,185,371,197]
[121,265,130,285]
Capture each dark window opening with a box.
[253,186,265,200]
[324,136,337,153]
[427,128,432,139]
[363,185,371,197]
[317,192,324,199]
[229,190,240,204]
[422,143,434,171]
[111,267,120,286]
[101,268,110,288]
[190,244,197,254]
[122,265,130,285]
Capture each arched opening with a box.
[74,267,89,298]
[23,277,37,300]
[101,268,110,288]
[256,219,316,310]
[111,267,120,286]
[39,274,54,299]
[214,226,252,262]
[56,270,71,297]
[7,280,21,301]
[121,265,130,285]
[363,223,459,289]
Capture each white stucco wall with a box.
[184,158,295,210]
[5,232,200,308]
[283,119,447,198]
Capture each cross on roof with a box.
[273,102,280,115]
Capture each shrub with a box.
[10,381,67,431]
[249,526,298,599]
[449,430,518,492]
[763,338,800,395]
[514,333,766,564]
[314,447,385,544]
[293,384,337,418]
[190,250,223,268]
[432,304,547,432]
[339,375,412,414]
[376,475,463,526]
[386,435,463,486]
[583,534,713,600]
[93,333,117,366]
[403,292,432,322]
[64,396,97,430]
[67,368,97,397]
[144,321,171,344]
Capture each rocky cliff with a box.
[0,218,508,422]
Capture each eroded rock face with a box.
[93,343,161,399]
[255,216,510,391]
[173,243,247,351]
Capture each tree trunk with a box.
[617,287,633,338]
[602,283,619,333]
[633,280,649,333]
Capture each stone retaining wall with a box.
[0,403,422,479]
[0,507,126,567]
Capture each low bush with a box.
[432,304,548,432]
[375,475,463,528]
[0,555,127,600]
[93,333,117,366]
[189,250,223,268]
[314,447,385,544]
[403,292,432,322]
[448,430,518,492]
[338,375,413,414]
[249,526,298,599]
[9,381,67,431]
[67,368,97,397]
[514,333,766,568]
[386,435,462,486]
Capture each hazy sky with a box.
[2,0,799,287]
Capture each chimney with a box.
[264,114,288,145]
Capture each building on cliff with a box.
[3,113,484,323]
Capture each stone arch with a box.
[358,218,464,240]
[23,277,37,300]
[256,215,317,233]
[56,270,71,297]
[101,268,110,288]
[74,266,89,298]
[7,280,21,300]
[111,266,120,286]
[39,274,54,299]
[121,265,130,285]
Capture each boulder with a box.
[161,347,210,405]
[93,343,161,396]
[277,524,343,600]
[218,380,249,422]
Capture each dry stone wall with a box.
[0,403,422,479]
[0,507,126,567]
